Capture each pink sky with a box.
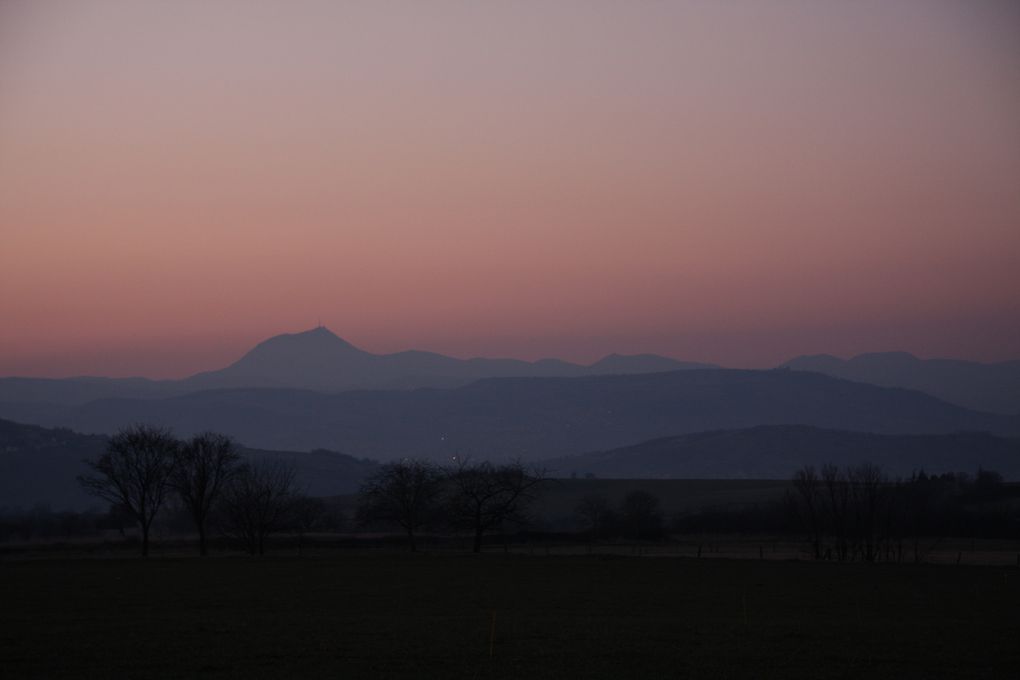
[1,1,1018,378]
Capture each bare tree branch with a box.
[445,459,548,553]
[218,458,297,556]
[356,459,444,552]
[77,424,180,557]
[172,432,241,556]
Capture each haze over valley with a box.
[2,327,1017,510]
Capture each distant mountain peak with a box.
[252,326,365,353]
[281,325,340,340]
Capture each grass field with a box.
[2,553,1018,679]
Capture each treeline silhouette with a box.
[356,458,547,553]
[73,425,341,556]
[569,467,1018,559]
[574,489,667,541]
[33,425,545,557]
[785,464,1017,562]
[2,424,1017,561]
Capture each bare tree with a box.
[904,471,938,563]
[791,466,823,559]
[172,432,240,556]
[78,424,180,557]
[791,463,900,562]
[289,494,328,555]
[619,490,663,540]
[820,464,851,561]
[356,460,444,552]
[218,459,296,556]
[847,462,888,562]
[446,459,547,553]
[575,493,615,541]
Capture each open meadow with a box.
[2,553,1018,679]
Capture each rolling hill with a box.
[3,369,1016,463]
[543,425,1020,480]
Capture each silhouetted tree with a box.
[172,432,240,556]
[575,493,616,541]
[218,459,296,556]
[356,460,444,552]
[791,463,906,562]
[619,490,663,540]
[903,470,940,562]
[288,494,328,555]
[973,467,1004,497]
[446,460,547,553]
[78,424,180,557]
[790,466,823,559]
[847,463,888,562]
[820,464,851,561]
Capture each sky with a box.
[1,0,1018,378]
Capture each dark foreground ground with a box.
[2,554,1018,679]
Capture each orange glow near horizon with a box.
[1,1,1018,378]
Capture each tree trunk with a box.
[141,523,150,558]
[198,524,208,557]
[407,529,417,553]
[473,528,483,553]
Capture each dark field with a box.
[2,554,1019,679]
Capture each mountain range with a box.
[0,327,715,405]
[3,329,1015,416]
[3,369,1016,464]
[2,327,1018,508]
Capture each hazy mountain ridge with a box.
[544,425,1020,480]
[185,327,718,389]
[0,376,176,406]
[6,330,1017,416]
[0,327,715,403]
[781,352,1020,414]
[4,370,1016,464]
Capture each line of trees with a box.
[575,490,665,541]
[356,458,548,552]
[789,463,890,562]
[71,426,548,556]
[77,425,320,557]
[787,464,1015,562]
[16,426,1011,559]
[563,465,1017,561]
